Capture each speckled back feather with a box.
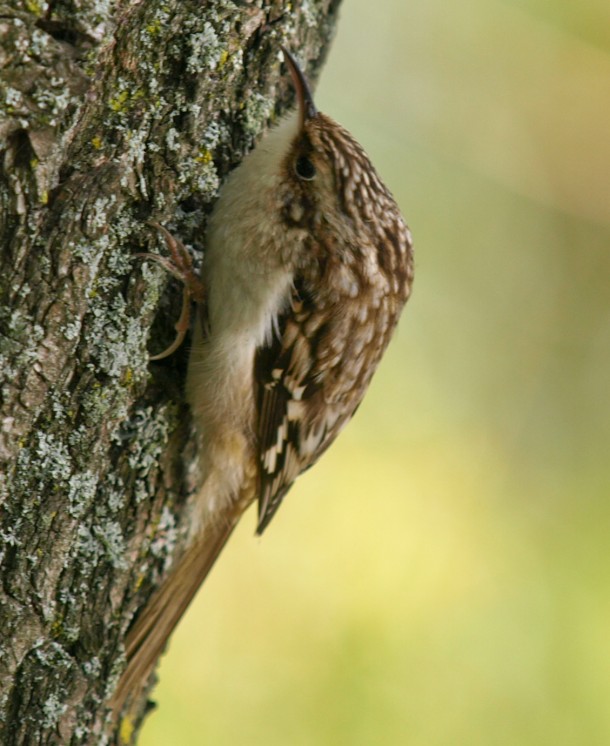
[255,113,413,532]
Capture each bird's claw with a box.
[138,222,205,360]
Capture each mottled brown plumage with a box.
[112,47,413,717]
[255,111,412,530]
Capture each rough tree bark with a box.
[0,0,341,742]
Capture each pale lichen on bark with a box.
[0,0,341,742]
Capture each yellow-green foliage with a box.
[141,1,610,744]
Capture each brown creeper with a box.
[113,47,414,712]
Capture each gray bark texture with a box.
[0,0,341,742]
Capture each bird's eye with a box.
[295,155,316,181]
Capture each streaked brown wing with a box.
[254,280,325,533]
[253,269,391,534]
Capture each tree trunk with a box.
[0,1,341,742]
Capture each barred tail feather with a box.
[111,513,240,717]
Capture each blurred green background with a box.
[142,1,610,744]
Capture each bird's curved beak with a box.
[281,46,318,129]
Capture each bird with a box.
[111,45,414,715]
